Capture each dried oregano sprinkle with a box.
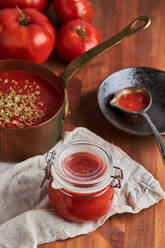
[0,78,46,128]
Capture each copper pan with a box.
[0,16,150,162]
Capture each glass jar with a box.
[46,141,123,222]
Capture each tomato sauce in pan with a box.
[0,70,63,128]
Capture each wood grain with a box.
[39,0,165,247]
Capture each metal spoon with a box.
[110,87,165,165]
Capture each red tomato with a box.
[0,7,56,64]
[56,19,100,62]
[52,0,94,23]
[0,0,49,12]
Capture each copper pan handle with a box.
[60,16,151,86]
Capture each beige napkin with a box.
[0,127,164,248]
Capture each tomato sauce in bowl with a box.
[0,70,63,128]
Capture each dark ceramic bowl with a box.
[97,67,165,135]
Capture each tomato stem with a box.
[16,6,30,26]
[76,13,87,41]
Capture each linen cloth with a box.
[0,127,164,248]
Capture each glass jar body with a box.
[48,180,114,222]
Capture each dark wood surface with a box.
[39,1,165,247]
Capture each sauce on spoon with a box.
[118,91,148,112]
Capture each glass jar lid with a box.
[51,141,114,194]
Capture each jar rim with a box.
[51,141,114,194]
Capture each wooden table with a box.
[39,0,165,247]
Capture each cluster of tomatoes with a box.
[0,0,100,64]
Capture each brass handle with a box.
[64,89,70,118]
[60,16,151,86]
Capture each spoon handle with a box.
[142,112,165,165]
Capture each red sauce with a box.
[62,152,105,180]
[48,152,114,222]
[0,70,63,128]
[118,92,148,112]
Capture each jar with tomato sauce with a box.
[45,141,123,222]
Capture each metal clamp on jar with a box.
[41,141,123,222]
